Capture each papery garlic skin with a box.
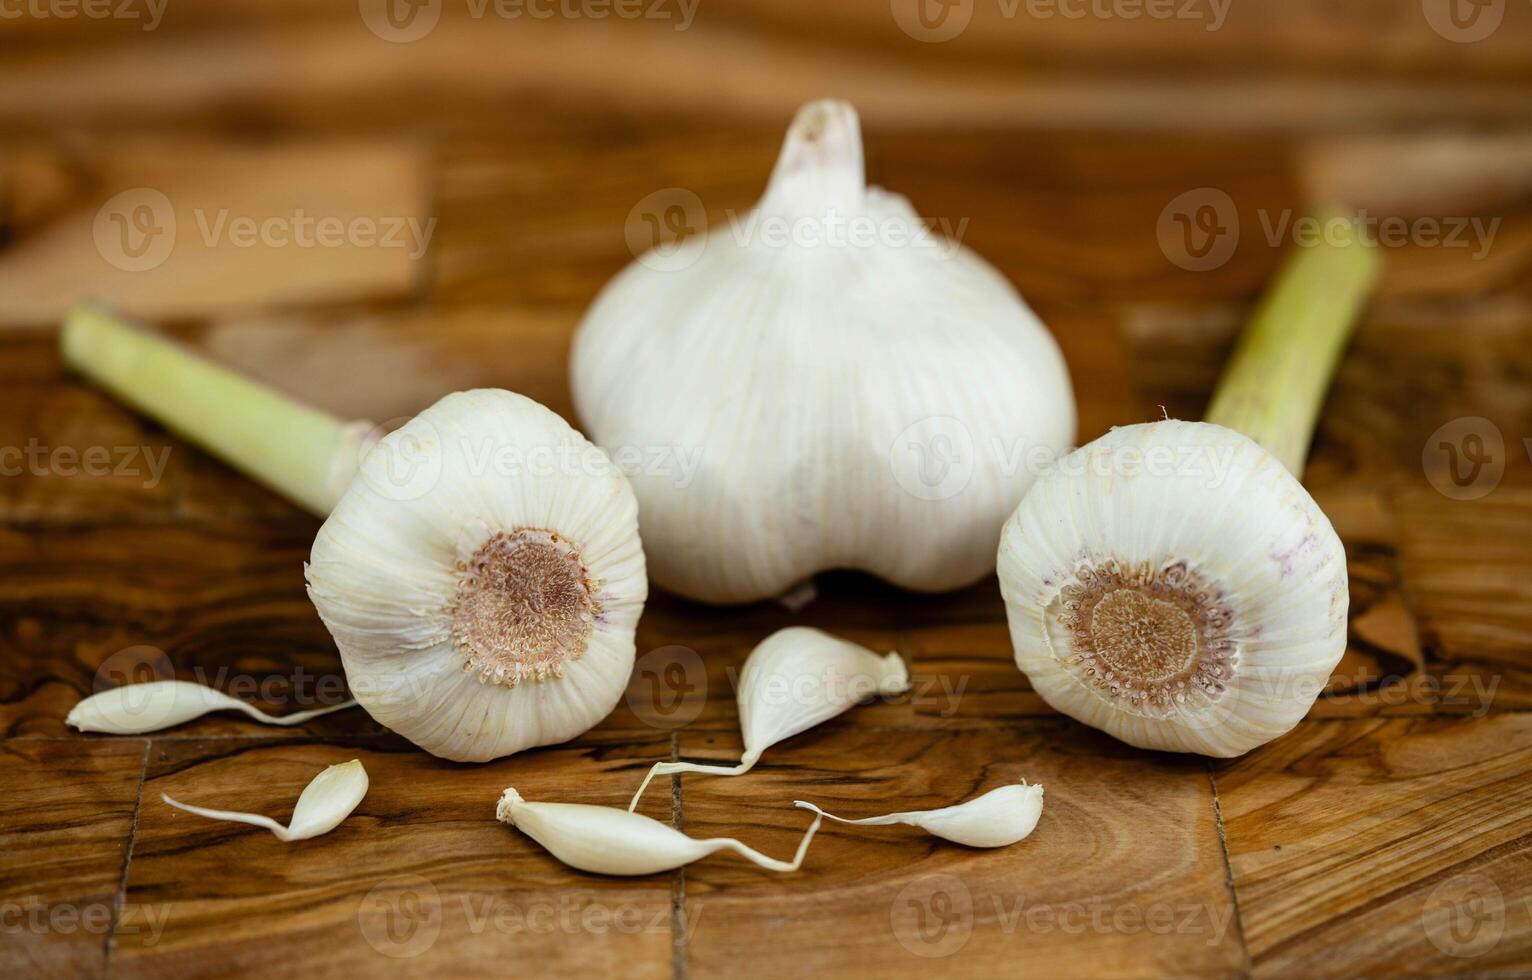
[571,99,1074,604]
[998,421,1348,757]
[497,788,821,876]
[627,626,909,811]
[797,780,1043,848]
[306,390,647,763]
[67,680,357,734]
[162,759,368,842]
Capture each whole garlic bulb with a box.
[997,422,1348,758]
[571,99,1074,604]
[307,390,647,762]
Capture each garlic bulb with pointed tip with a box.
[796,780,1043,848]
[571,98,1074,604]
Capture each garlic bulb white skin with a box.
[571,99,1074,604]
[998,217,1379,758]
[628,626,909,811]
[162,759,368,842]
[62,309,647,763]
[796,780,1044,848]
[497,788,822,876]
[67,680,357,734]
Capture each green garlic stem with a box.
[60,306,371,515]
[1204,212,1381,475]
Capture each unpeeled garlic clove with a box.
[628,627,909,811]
[67,680,358,734]
[497,788,822,877]
[161,759,369,842]
[795,780,1044,848]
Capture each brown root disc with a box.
[448,529,597,686]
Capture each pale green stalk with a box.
[60,306,372,515]
[1205,213,1381,474]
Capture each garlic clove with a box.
[161,759,368,842]
[307,389,648,762]
[497,788,822,877]
[627,627,909,811]
[66,680,358,734]
[998,421,1348,758]
[795,780,1044,848]
[570,98,1075,604]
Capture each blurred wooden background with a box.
[2,1,1532,977]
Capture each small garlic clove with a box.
[162,759,369,842]
[795,780,1044,849]
[66,680,358,734]
[498,788,822,877]
[627,627,909,811]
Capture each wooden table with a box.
[3,3,1531,977]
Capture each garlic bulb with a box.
[67,680,357,734]
[162,759,368,842]
[571,99,1074,604]
[63,309,647,763]
[306,390,647,762]
[998,217,1378,757]
[628,626,908,811]
[796,780,1043,848]
[497,788,822,876]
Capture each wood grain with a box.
[1218,716,1532,976]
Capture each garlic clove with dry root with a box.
[571,98,1074,604]
[628,626,908,811]
[998,216,1378,758]
[795,780,1044,848]
[61,309,647,765]
[497,788,821,876]
[66,680,357,734]
[306,390,647,762]
[162,759,368,842]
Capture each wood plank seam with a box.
[1208,763,1255,978]
[104,738,148,980]
[669,730,688,980]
